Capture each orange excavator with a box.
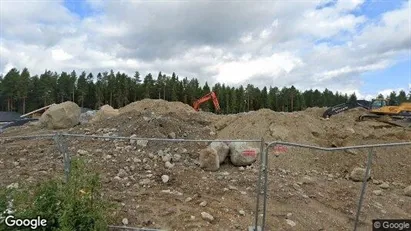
[193,91,221,112]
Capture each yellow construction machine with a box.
[323,97,411,127]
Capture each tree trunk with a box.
[22,97,26,114]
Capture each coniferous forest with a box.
[1,68,410,114]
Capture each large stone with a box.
[350,167,371,182]
[404,185,411,197]
[209,141,230,164]
[199,147,220,171]
[79,110,96,124]
[229,142,259,166]
[39,101,81,129]
[91,105,119,122]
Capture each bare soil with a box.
[1,99,410,231]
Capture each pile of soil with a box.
[119,99,196,115]
[1,99,410,231]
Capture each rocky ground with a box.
[1,99,411,231]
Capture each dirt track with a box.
[1,99,410,231]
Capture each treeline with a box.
[0,68,409,114]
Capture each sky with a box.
[0,0,410,100]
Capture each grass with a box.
[0,157,115,231]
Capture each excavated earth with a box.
[1,99,411,231]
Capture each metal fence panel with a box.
[1,133,411,231]
[251,141,411,231]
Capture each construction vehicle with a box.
[193,91,221,112]
[323,98,411,127]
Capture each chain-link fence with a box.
[1,133,410,231]
[252,141,411,231]
[0,132,264,231]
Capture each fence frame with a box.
[1,133,411,231]
[251,141,411,231]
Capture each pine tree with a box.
[77,71,88,108]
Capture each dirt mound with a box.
[215,109,324,144]
[119,99,196,115]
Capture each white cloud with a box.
[378,88,407,97]
[51,49,73,61]
[211,52,304,85]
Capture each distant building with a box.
[0,111,22,123]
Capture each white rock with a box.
[200,201,207,207]
[139,179,151,185]
[201,212,214,222]
[168,132,176,139]
[137,139,148,147]
[39,101,81,129]
[286,219,296,227]
[301,176,315,184]
[6,183,19,189]
[91,105,119,123]
[229,142,259,166]
[373,190,383,196]
[350,167,371,182]
[162,154,172,163]
[379,182,390,189]
[162,175,170,183]
[173,154,182,162]
[239,210,245,216]
[118,169,127,177]
[209,141,230,164]
[165,161,174,169]
[129,134,137,144]
[199,147,219,171]
[77,149,88,155]
[122,218,128,225]
[404,185,411,197]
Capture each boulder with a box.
[404,185,411,197]
[350,167,371,182]
[199,147,220,171]
[229,142,259,166]
[91,105,119,122]
[39,101,81,129]
[79,110,96,124]
[209,141,230,164]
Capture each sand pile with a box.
[82,109,215,141]
[215,108,325,144]
[119,99,196,115]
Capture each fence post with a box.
[353,148,374,231]
[261,141,270,231]
[251,138,265,231]
[53,132,71,183]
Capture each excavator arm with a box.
[322,100,372,118]
[193,91,221,112]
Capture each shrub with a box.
[0,157,113,231]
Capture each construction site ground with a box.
[1,99,410,231]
